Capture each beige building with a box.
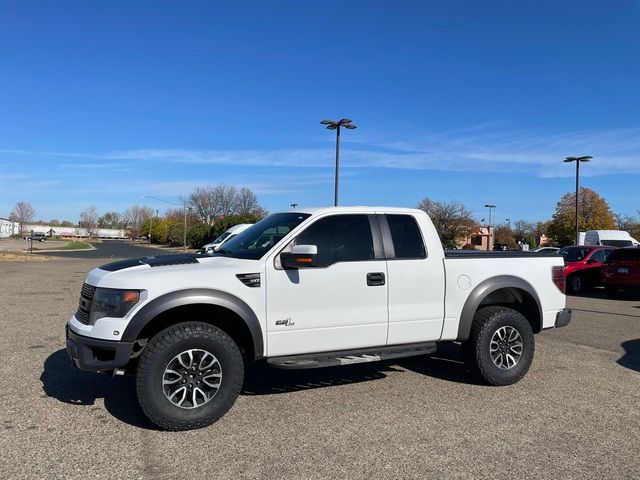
[457,226,495,250]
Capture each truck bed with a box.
[444,250,557,258]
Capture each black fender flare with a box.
[455,275,542,342]
[121,288,264,360]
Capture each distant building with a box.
[457,226,495,250]
[0,217,19,238]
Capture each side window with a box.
[386,214,426,259]
[295,215,375,267]
[591,250,605,263]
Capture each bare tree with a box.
[188,186,217,224]
[417,198,475,248]
[123,205,154,238]
[9,201,35,236]
[235,187,263,215]
[79,206,99,238]
[188,184,265,222]
[212,184,238,217]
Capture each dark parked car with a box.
[558,245,615,294]
[26,232,47,242]
[602,247,640,296]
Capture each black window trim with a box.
[377,213,428,260]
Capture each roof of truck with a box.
[281,206,424,215]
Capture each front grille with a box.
[75,283,96,325]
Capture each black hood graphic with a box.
[100,253,209,272]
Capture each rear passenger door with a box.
[380,214,445,344]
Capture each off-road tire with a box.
[463,306,534,386]
[136,322,244,431]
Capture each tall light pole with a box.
[484,204,496,251]
[320,118,357,206]
[563,156,592,245]
[142,195,189,251]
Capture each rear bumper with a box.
[554,308,572,328]
[66,324,135,372]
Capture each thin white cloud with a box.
[2,125,639,177]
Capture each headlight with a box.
[88,288,140,325]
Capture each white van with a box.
[200,223,252,254]
[583,230,640,247]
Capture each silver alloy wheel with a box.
[489,326,523,370]
[162,349,222,409]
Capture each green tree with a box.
[187,223,211,248]
[547,188,615,245]
[98,211,123,229]
[166,221,185,247]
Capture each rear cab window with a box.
[385,214,427,259]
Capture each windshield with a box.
[213,212,310,260]
[559,247,592,262]
[211,231,232,244]
[601,240,633,247]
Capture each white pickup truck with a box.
[66,207,571,430]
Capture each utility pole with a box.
[142,195,189,251]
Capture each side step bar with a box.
[267,342,437,370]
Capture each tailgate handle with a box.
[367,272,385,286]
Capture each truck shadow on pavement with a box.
[41,343,479,429]
[618,339,640,372]
[40,349,159,430]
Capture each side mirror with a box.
[586,258,597,264]
[281,244,318,269]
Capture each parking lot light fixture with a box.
[484,204,496,251]
[321,118,357,206]
[563,156,593,245]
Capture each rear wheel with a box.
[136,322,244,431]
[567,274,583,294]
[463,306,534,386]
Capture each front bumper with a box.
[555,308,572,328]
[66,324,135,372]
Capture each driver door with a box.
[265,214,388,357]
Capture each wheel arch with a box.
[456,276,542,342]
[122,289,264,361]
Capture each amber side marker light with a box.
[296,257,313,263]
[123,291,140,303]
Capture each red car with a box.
[558,246,615,294]
[601,247,640,296]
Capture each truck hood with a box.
[85,253,263,291]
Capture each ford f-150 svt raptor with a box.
[66,207,571,430]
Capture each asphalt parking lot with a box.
[0,253,638,479]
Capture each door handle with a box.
[367,272,385,286]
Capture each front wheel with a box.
[136,322,244,431]
[463,306,535,386]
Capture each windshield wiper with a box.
[213,248,232,256]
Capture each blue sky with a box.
[1,1,639,223]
